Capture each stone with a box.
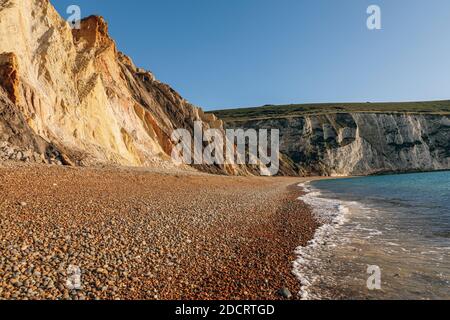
[60,153,75,167]
[278,287,293,299]
[96,268,108,275]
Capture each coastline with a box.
[293,173,450,300]
[293,180,350,300]
[0,164,326,300]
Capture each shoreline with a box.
[0,164,327,300]
[293,180,350,300]
[295,172,450,300]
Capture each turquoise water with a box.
[296,171,450,300]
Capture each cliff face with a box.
[2,1,448,177]
[223,113,450,176]
[0,0,247,173]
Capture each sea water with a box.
[295,171,450,300]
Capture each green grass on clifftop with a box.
[209,100,450,122]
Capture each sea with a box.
[295,171,450,300]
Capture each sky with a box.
[53,0,450,111]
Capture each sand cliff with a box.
[0,0,247,174]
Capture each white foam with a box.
[293,181,351,300]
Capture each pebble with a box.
[279,287,293,299]
[0,165,315,300]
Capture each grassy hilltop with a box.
[209,100,450,122]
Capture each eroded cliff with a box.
[2,0,449,177]
[221,112,450,176]
[0,0,247,174]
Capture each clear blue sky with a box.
[53,0,450,111]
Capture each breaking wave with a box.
[293,181,351,300]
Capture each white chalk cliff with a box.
[223,113,450,176]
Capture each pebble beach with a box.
[0,164,319,300]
